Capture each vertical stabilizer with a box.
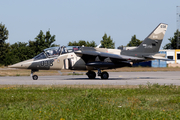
[122,23,168,57]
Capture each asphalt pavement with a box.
[0,71,180,85]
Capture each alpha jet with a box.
[9,23,169,80]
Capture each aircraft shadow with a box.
[63,77,160,80]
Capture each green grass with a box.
[0,84,180,119]
[16,74,20,76]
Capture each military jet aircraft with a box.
[9,23,168,80]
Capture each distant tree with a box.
[44,30,56,48]
[0,28,57,66]
[0,43,11,66]
[86,41,97,47]
[9,30,57,65]
[30,30,56,55]
[101,33,115,49]
[77,40,87,46]
[127,35,142,47]
[0,23,9,45]
[28,40,38,58]
[68,40,97,47]
[10,42,30,63]
[163,30,180,49]
[68,41,77,46]
[0,23,9,65]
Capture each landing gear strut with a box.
[31,70,39,80]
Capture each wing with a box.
[75,47,145,63]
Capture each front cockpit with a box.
[34,46,80,60]
[44,47,60,57]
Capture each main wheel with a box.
[101,72,109,79]
[32,75,38,80]
[86,71,96,79]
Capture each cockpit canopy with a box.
[61,46,80,54]
[44,47,60,57]
[34,46,80,60]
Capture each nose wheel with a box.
[31,70,39,80]
[32,75,38,80]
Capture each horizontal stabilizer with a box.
[146,56,174,61]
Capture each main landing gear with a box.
[86,69,109,79]
[31,70,39,80]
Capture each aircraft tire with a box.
[32,75,38,80]
[101,72,109,79]
[87,71,96,79]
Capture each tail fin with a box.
[122,23,168,57]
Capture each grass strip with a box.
[0,84,180,119]
[1,67,180,76]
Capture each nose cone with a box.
[8,59,34,69]
[8,63,23,68]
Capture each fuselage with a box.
[9,46,87,70]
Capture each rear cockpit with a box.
[34,46,80,60]
[61,46,80,54]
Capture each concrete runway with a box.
[0,71,180,85]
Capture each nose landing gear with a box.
[31,70,39,80]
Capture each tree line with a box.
[68,33,115,49]
[0,22,180,66]
[0,23,57,66]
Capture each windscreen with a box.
[34,52,47,60]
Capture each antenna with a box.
[177,6,180,49]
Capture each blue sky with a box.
[1,0,180,49]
